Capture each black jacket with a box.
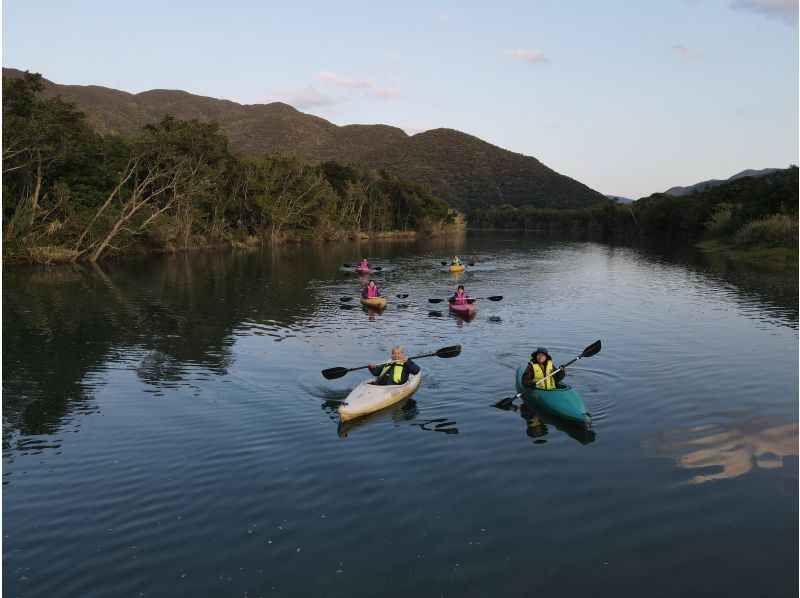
[369,359,420,385]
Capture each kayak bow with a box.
[339,373,422,422]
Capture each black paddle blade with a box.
[435,344,461,358]
[428,298,444,304]
[487,295,503,301]
[468,262,475,266]
[343,263,354,267]
[340,297,353,302]
[396,294,409,299]
[374,266,383,271]
[321,367,349,380]
[494,395,517,408]
[581,340,602,358]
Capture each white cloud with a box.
[281,86,338,110]
[730,0,798,24]
[435,10,455,23]
[316,71,400,100]
[671,45,704,61]
[505,48,550,64]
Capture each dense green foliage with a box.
[470,166,798,251]
[2,67,606,212]
[3,73,455,262]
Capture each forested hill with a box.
[2,68,606,212]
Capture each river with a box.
[3,232,797,597]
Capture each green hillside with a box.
[2,68,606,212]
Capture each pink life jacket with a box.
[367,285,379,298]
[454,291,467,305]
[359,260,368,268]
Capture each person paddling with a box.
[362,279,381,299]
[358,258,369,269]
[521,347,565,389]
[369,345,421,386]
[452,255,461,266]
[448,285,468,305]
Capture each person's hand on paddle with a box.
[369,362,377,369]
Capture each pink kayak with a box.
[355,266,370,274]
[449,302,476,318]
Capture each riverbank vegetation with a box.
[469,166,798,264]
[3,73,455,263]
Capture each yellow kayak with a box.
[449,264,465,273]
[360,297,387,309]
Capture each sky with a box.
[2,0,798,198]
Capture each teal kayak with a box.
[515,366,591,427]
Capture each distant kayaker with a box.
[452,255,461,266]
[369,345,421,386]
[362,280,382,299]
[521,347,565,390]
[359,258,369,269]
[449,285,468,305]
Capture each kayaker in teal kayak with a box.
[369,345,421,385]
[362,279,382,299]
[521,348,565,390]
[448,285,468,305]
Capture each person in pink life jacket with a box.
[358,258,369,269]
[361,279,382,299]
[448,285,468,305]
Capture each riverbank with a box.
[695,239,798,268]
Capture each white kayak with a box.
[338,373,422,422]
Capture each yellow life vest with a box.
[528,360,555,390]
[379,360,404,384]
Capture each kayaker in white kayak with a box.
[361,280,382,299]
[448,285,468,305]
[521,348,565,390]
[369,345,421,386]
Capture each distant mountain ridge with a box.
[2,67,606,212]
[665,168,780,196]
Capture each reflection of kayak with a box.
[449,302,476,317]
[337,398,417,437]
[355,266,370,274]
[360,297,387,309]
[515,366,591,427]
[519,402,596,444]
[449,264,465,273]
[339,374,421,422]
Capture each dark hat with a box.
[531,347,552,360]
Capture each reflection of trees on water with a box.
[643,417,798,484]
[2,249,331,445]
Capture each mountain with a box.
[2,67,606,212]
[665,168,780,196]
[607,195,635,204]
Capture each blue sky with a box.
[3,0,798,198]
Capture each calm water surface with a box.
[3,233,798,597]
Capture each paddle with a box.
[495,340,602,408]
[343,263,382,271]
[428,295,503,304]
[396,294,409,299]
[440,261,475,266]
[321,344,462,380]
